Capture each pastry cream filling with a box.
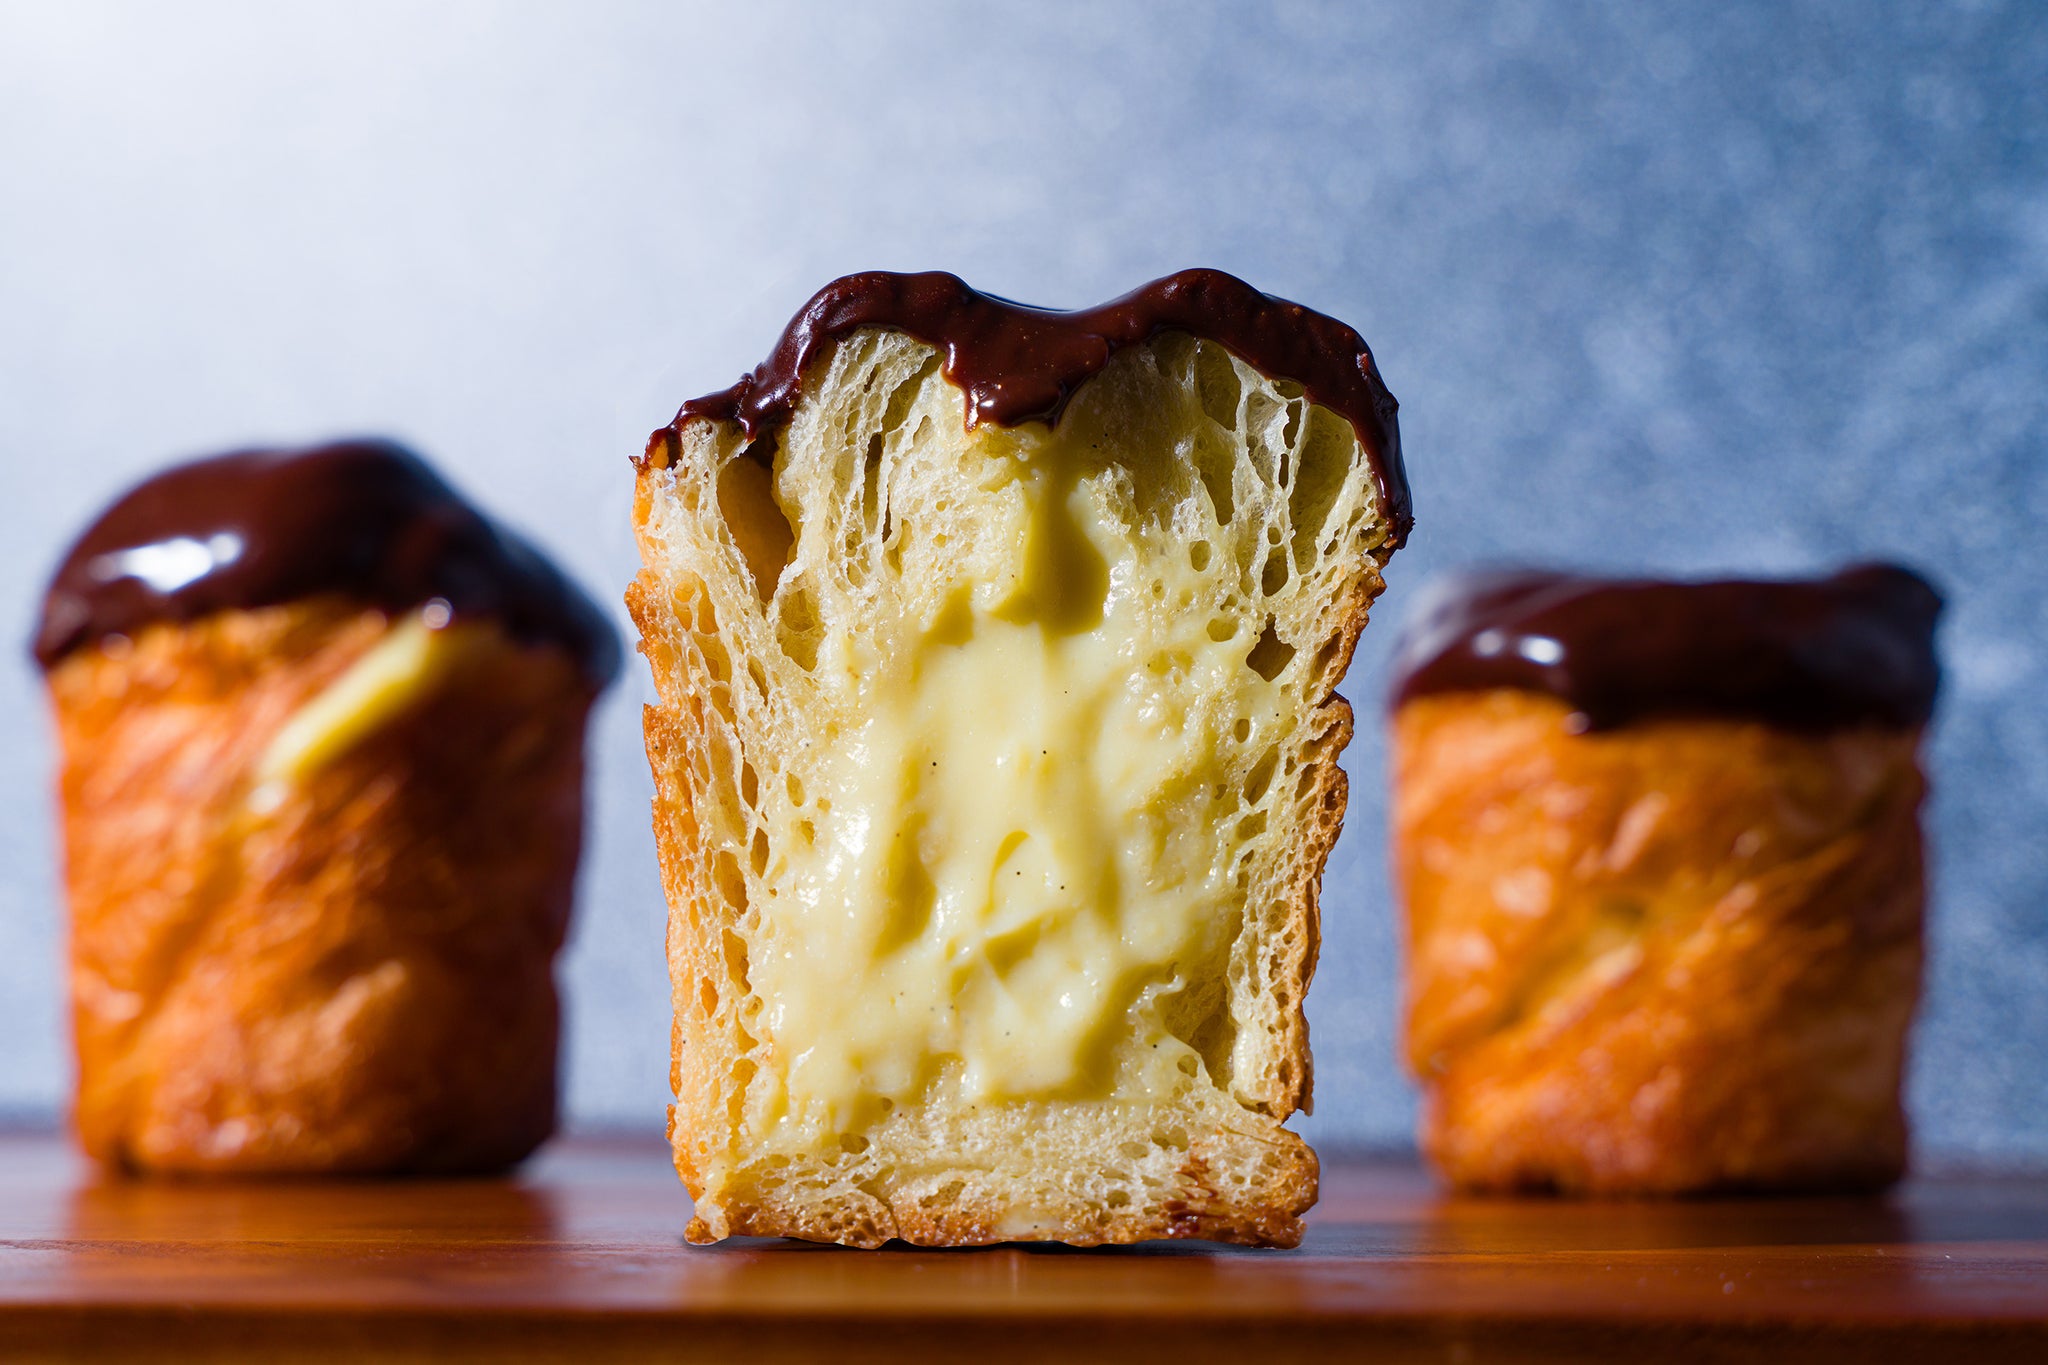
[748,439,1285,1142]
[249,604,472,811]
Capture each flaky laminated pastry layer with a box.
[632,330,1395,1246]
[1393,690,1925,1195]
[51,601,593,1175]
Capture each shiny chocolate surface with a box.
[662,268,1410,546]
[34,439,620,683]
[1389,563,1941,731]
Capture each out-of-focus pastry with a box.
[1387,564,1940,1195]
[631,269,1409,1246]
[34,439,620,1175]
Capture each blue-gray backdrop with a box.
[1,0,2040,1159]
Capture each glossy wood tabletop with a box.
[3,1131,2045,1362]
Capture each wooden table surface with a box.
[3,1132,2045,1362]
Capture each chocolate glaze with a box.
[33,440,621,684]
[663,268,1410,545]
[1389,564,1941,732]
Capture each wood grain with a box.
[2,1132,2044,1361]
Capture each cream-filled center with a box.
[249,604,475,812]
[746,434,1287,1143]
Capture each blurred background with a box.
[1,0,2042,1161]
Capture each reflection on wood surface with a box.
[2,1133,2045,1361]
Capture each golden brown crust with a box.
[1391,690,1925,1195]
[670,1112,1319,1248]
[51,600,596,1175]
[1266,557,1390,1117]
[676,1128,1317,1248]
[678,1136,1319,1249]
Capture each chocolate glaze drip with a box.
[665,268,1410,546]
[34,440,621,684]
[1389,564,1941,732]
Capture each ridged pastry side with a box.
[50,601,595,1175]
[632,330,1396,1246]
[1393,689,1925,1194]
